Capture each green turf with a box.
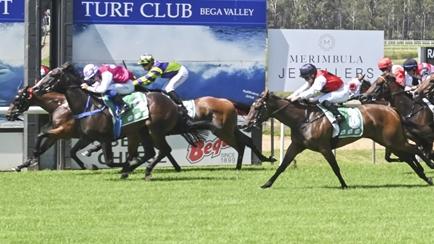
[1,149,434,243]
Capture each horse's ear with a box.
[61,62,72,70]
[263,88,270,98]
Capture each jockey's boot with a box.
[113,95,130,116]
[168,90,192,125]
[321,100,344,123]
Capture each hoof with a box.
[268,156,277,163]
[174,167,182,172]
[91,164,99,170]
[119,167,129,174]
[81,151,91,157]
[144,174,152,181]
[11,167,21,172]
[120,173,129,179]
[427,177,433,185]
[260,182,272,189]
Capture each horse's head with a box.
[243,89,271,131]
[5,86,33,121]
[413,75,434,100]
[357,74,372,94]
[363,72,398,101]
[33,62,80,96]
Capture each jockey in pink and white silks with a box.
[287,63,347,123]
[81,64,135,115]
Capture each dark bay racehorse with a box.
[6,86,101,170]
[120,95,276,179]
[363,72,434,163]
[413,74,434,99]
[33,62,214,177]
[244,90,433,188]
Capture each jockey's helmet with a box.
[377,57,392,70]
[299,63,317,78]
[138,54,154,66]
[83,64,99,81]
[403,58,418,72]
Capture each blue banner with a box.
[73,0,265,26]
[0,0,24,22]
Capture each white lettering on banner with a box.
[0,0,12,15]
[81,1,134,17]
[427,49,434,59]
[278,67,375,79]
[140,3,192,18]
[199,7,254,16]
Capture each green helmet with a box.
[138,54,154,65]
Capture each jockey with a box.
[377,57,406,88]
[287,63,347,123]
[134,54,191,120]
[347,77,362,99]
[40,65,50,77]
[402,58,434,89]
[80,64,135,115]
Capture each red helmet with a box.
[378,57,392,70]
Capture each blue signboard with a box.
[73,0,265,106]
[74,0,265,27]
[0,0,24,22]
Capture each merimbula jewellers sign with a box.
[268,29,384,92]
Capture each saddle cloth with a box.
[317,104,364,138]
[182,100,196,118]
[103,92,149,138]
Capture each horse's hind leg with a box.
[320,148,348,189]
[166,153,181,172]
[384,148,402,162]
[70,138,92,170]
[81,143,102,157]
[262,143,304,189]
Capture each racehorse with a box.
[120,95,276,179]
[6,86,100,170]
[244,89,433,188]
[33,62,215,177]
[413,74,434,99]
[363,72,434,163]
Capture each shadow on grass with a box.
[320,184,431,189]
[105,175,239,182]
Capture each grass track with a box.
[1,149,434,243]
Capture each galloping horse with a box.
[33,62,214,177]
[363,72,434,163]
[120,95,276,179]
[6,86,101,170]
[244,90,433,188]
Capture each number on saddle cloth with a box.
[317,105,364,138]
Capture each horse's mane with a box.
[268,92,318,109]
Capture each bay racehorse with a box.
[33,62,215,177]
[6,86,101,170]
[244,90,433,188]
[363,72,434,164]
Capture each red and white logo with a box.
[186,138,229,164]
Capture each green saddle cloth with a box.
[336,107,364,138]
[102,92,149,126]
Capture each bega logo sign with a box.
[186,138,229,164]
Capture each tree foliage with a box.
[268,0,434,40]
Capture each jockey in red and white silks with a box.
[288,67,348,103]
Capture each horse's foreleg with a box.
[70,139,93,170]
[320,148,348,189]
[393,151,433,185]
[384,148,402,162]
[14,132,53,171]
[144,136,172,180]
[262,143,304,189]
[102,142,125,168]
[235,129,277,163]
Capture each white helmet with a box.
[83,64,99,81]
